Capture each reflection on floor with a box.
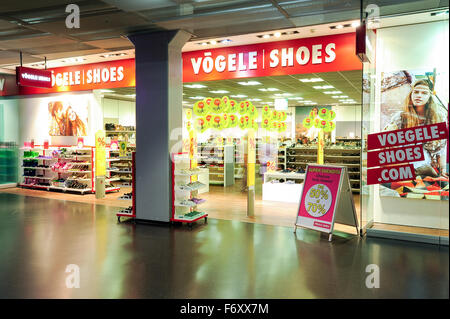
[0,192,448,299]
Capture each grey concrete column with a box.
[128,30,191,222]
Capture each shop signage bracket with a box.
[294,164,358,241]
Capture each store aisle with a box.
[0,192,448,299]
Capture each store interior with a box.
[0,12,448,238]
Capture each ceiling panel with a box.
[0,35,77,50]
[25,42,98,55]
[0,50,41,65]
[83,37,133,49]
[105,70,362,108]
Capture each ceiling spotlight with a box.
[335,25,344,29]
[351,21,361,28]
[262,34,270,39]
[274,32,281,37]
[230,94,247,98]
[210,40,217,45]
[221,39,232,44]
[189,96,205,100]
[201,42,208,46]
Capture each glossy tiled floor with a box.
[0,192,448,299]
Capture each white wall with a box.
[373,20,449,230]
[102,98,136,126]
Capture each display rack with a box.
[117,151,136,222]
[171,153,208,228]
[107,144,135,187]
[20,146,94,194]
[286,145,361,192]
[198,144,234,186]
[20,145,122,194]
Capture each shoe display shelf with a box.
[198,143,234,186]
[20,145,94,194]
[107,144,135,188]
[117,152,136,222]
[171,153,208,228]
[286,144,361,193]
[0,142,18,187]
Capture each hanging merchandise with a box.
[211,115,222,130]
[250,118,258,131]
[222,113,230,128]
[238,116,247,129]
[313,118,321,128]
[185,120,192,131]
[261,117,271,129]
[229,113,238,127]
[319,119,328,129]
[319,108,328,119]
[276,111,287,121]
[271,110,278,120]
[229,99,238,113]
[185,108,193,120]
[205,114,213,128]
[303,117,313,128]
[328,121,336,131]
[309,109,317,119]
[271,121,279,131]
[193,100,208,116]
[211,97,222,113]
[328,109,336,121]
[221,96,231,113]
[248,104,258,119]
[195,117,208,133]
[281,122,287,132]
[262,105,271,118]
[238,101,248,115]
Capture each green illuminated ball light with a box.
[302,108,337,132]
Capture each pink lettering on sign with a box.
[367,122,448,150]
[366,164,415,185]
[313,221,331,229]
[367,145,424,168]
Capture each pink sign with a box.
[297,165,343,232]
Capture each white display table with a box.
[262,171,305,203]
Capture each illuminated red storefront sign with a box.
[2,32,361,96]
[182,32,361,82]
[16,58,135,95]
[16,66,52,88]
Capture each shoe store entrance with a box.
[180,30,363,227]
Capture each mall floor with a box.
[0,191,448,299]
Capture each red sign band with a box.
[367,122,448,151]
[366,164,416,185]
[16,66,52,88]
[367,144,425,168]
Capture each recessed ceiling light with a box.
[313,85,334,89]
[184,84,207,88]
[238,81,261,86]
[339,95,349,98]
[299,78,323,82]
[210,40,217,45]
[230,94,247,98]
[351,21,360,28]
[324,91,342,94]
[125,94,136,97]
[336,25,344,29]
[100,89,114,93]
[221,39,232,44]
[262,34,270,39]
[274,32,281,37]
[249,98,262,101]
[201,42,207,46]
[267,88,279,91]
[210,90,229,94]
[189,96,205,99]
